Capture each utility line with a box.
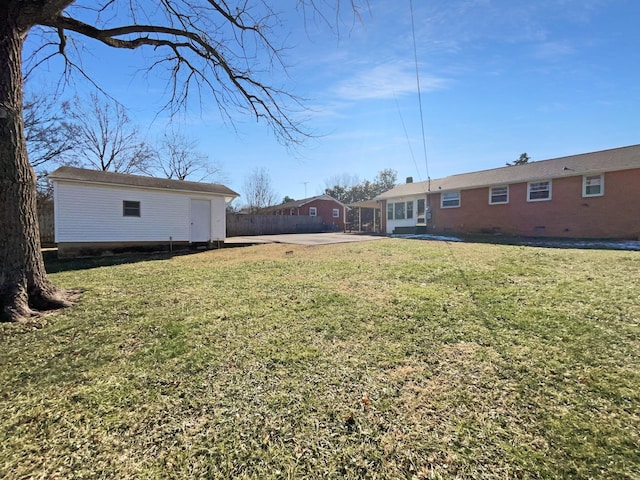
[409,0,431,189]
[394,94,422,181]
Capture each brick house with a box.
[377,145,640,239]
[264,194,350,231]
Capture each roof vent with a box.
[406,176,413,184]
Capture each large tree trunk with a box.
[0,19,72,322]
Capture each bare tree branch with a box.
[155,130,224,182]
[30,1,319,145]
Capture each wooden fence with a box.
[38,200,55,246]
[226,214,326,236]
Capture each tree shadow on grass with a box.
[43,248,207,274]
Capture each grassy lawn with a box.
[1,239,638,479]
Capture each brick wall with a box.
[427,169,640,239]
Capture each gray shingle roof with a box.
[377,144,640,199]
[263,194,349,212]
[48,166,239,198]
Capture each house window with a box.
[583,174,604,197]
[387,203,393,220]
[394,202,405,220]
[333,208,340,218]
[123,200,140,217]
[290,208,295,215]
[417,198,426,221]
[489,186,509,204]
[309,207,317,216]
[406,201,414,219]
[441,192,460,208]
[528,181,551,201]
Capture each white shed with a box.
[49,166,239,257]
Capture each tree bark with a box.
[0,18,72,322]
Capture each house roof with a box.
[263,194,350,212]
[348,199,381,209]
[376,144,640,199]
[48,166,239,199]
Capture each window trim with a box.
[417,198,426,224]
[489,185,509,205]
[309,206,317,217]
[123,200,141,217]
[406,201,414,219]
[583,174,604,197]
[527,181,552,202]
[441,192,461,208]
[387,200,420,219]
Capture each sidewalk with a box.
[224,232,386,246]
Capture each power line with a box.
[409,0,431,188]
[394,94,422,181]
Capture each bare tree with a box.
[0,1,367,322]
[63,93,154,174]
[323,173,360,193]
[156,130,223,182]
[23,92,76,197]
[243,167,278,212]
[24,93,75,171]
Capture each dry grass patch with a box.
[1,239,638,479]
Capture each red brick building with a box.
[264,195,349,231]
[377,145,640,239]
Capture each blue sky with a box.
[26,0,640,203]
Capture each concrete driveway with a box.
[225,232,387,246]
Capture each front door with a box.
[190,199,211,242]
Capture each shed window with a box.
[583,174,603,197]
[528,181,551,201]
[123,200,140,217]
[441,192,460,208]
[489,186,509,204]
[309,207,317,216]
[332,208,340,218]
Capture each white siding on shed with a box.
[210,196,227,241]
[54,181,227,243]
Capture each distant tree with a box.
[24,93,75,172]
[324,169,397,227]
[156,131,223,182]
[282,195,296,203]
[62,93,154,174]
[243,167,278,213]
[23,93,77,197]
[226,200,241,214]
[373,168,398,193]
[324,169,397,204]
[507,153,530,166]
[323,173,360,195]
